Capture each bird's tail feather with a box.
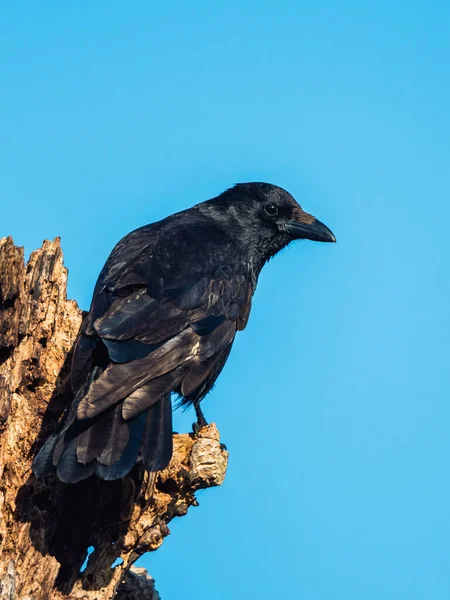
[138,393,173,471]
[93,409,149,481]
[31,432,59,479]
[56,437,95,483]
[32,388,173,483]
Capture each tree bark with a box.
[0,236,228,600]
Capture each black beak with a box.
[284,218,336,243]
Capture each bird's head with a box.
[201,182,335,271]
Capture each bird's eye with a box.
[264,204,278,217]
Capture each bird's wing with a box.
[75,220,252,421]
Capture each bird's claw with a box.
[192,417,208,436]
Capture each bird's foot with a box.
[192,416,208,436]
[192,421,205,435]
[192,403,208,435]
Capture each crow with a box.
[32,182,335,483]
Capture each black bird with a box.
[33,182,335,483]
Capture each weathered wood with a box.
[0,237,228,599]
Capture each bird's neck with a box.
[248,233,292,280]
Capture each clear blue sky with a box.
[2,2,450,598]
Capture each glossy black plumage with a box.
[32,182,335,483]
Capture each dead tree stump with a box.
[0,236,228,600]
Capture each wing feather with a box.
[77,329,199,419]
